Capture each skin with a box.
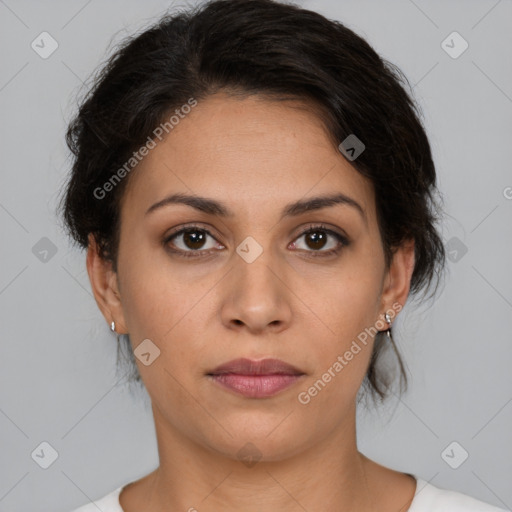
[87,92,417,512]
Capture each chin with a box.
[199,420,312,464]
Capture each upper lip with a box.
[208,358,305,376]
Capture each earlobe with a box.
[86,233,128,334]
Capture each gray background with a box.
[0,0,511,510]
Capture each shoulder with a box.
[410,477,510,512]
[67,485,124,512]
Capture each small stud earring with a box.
[384,312,392,339]
[110,320,121,342]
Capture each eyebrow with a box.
[145,192,366,224]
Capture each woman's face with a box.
[88,92,414,462]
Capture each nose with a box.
[220,245,293,335]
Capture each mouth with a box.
[206,358,306,398]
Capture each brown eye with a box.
[164,225,223,258]
[181,229,208,250]
[304,230,328,250]
[291,224,349,256]
[164,223,349,260]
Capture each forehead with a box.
[121,93,375,223]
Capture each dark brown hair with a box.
[58,0,446,406]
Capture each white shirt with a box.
[69,475,510,511]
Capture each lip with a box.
[207,358,306,398]
[209,357,304,376]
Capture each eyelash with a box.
[163,223,349,259]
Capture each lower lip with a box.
[209,373,304,398]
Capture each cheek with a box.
[118,271,203,407]
[318,267,382,344]
[299,284,379,412]
[305,256,382,387]
[117,235,184,335]
[118,253,211,375]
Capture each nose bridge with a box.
[233,233,284,295]
[222,232,292,331]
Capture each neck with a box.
[141,402,376,512]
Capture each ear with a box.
[379,238,415,320]
[86,233,128,334]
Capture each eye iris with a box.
[306,230,327,250]
[183,229,206,250]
